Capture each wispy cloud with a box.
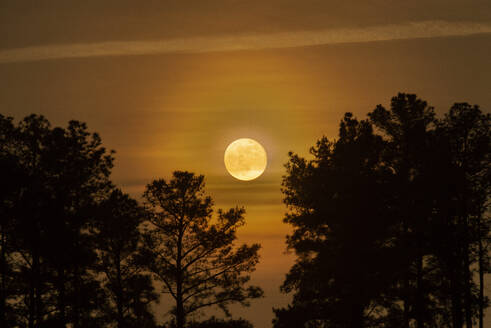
[1,20,490,63]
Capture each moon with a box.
[224,138,267,181]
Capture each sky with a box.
[1,1,491,327]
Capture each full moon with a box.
[224,138,267,181]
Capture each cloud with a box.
[1,20,490,64]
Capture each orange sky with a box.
[1,2,491,327]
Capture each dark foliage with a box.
[2,92,489,328]
[275,94,490,328]
[0,115,160,328]
[0,114,260,328]
[92,189,159,328]
[142,171,263,328]
[0,114,114,327]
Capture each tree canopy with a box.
[0,115,263,328]
[1,93,489,328]
[142,171,263,328]
[275,94,490,328]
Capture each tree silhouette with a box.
[275,113,397,328]
[0,114,24,327]
[433,103,490,328]
[1,96,488,328]
[370,97,491,327]
[368,94,441,327]
[142,171,263,328]
[276,93,490,328]
[1,114,114,327]
[92,189,159,328]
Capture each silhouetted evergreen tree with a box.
[92,189,158,328]
[2,95,488,328]
[368,94,441,327]
[0,114,24,327]
[276,93,490,328]
[275,113,397,328]
[370,97,491,327]
[1,114,114,327]
[431,103,490,328]
[142,171,263,328]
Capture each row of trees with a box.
[274,94,490,328]
[0,114,261,328]
[1,93,489,328]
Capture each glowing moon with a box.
[224,138,267,181]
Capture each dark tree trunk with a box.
[403,296,410,328]
[415,253,424,328]
[73,264,81,328]
[461,137,473,328]
[30,245,41,328]
[402,215,410,328]
[349,302,364,328]
[176,295,185,328]
[57,268,66,326]
[478,220,484,328]
[0,226,7,328]
[464,248,473,328]
[116,253,124,328]
[451,217,465,328]
[27,252,35,328]
[463,214,473,328]
[451,265,463,328]
[176,222,185,328]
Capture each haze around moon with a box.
[224,138,267,181]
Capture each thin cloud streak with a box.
[1,20,490,63]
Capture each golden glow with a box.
[224,138,267,181]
